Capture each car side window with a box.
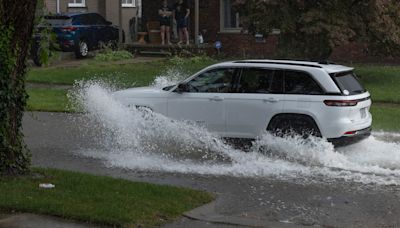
[270,70,284,94]
[284,71,324,95]
[73,15,91,25]
[91,14,107,25]
[238,68,274,93]
[71,15,82,25]
[186,68,235,93]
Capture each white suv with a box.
[114,60,372,145]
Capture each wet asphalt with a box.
[23,112,400,227]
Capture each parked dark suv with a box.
[34,12,119,60]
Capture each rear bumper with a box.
[328,127,371,147]
[59,40,76,52]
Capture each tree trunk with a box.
[0,0,38,175]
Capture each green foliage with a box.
[0,25,30,175]
[32,1,60,66]
[94,43,134,61]
[168,55,216,67]
[234,0,400,59]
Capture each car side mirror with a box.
[175,83,188,93]
[106,21,112,26]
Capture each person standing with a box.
[174,0,190,45]
[159,0,172,45]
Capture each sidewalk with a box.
[0,213,91,228]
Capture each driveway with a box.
[23,112,400,227]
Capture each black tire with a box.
[32,48,42,67]
[75,39,89,59]
[31,44,42,67]
[267,114,321,138]
[110,40,118,50]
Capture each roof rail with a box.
[234,60,323,68]
[273,58,336,64]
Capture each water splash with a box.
[70,79,400,186]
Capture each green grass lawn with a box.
[0,168,213,227]
[354,65,400,103]
[27,57,217,87]
[27,89,71,112]
[370,104,400,132]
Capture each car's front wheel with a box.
[75,40,89,58]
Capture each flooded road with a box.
[71,82,400,186]
[22,80,400,227]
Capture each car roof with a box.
[46,12,98,18]
[211,59,354,74]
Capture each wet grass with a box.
[370,104,400,132]
[354,65,400,103]
[27,89,71,112]
[0,168,213,227]
[27,57,217,87]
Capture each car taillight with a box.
[323,100,358,107]
[344,131,357,136]
[62,26,77,32]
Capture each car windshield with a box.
[332,71,365,95]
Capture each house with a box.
[44,0,378,62]
[142,0,375,62]
[44,0,142,43]
[142,0,278,57]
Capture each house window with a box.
[68,0,85,7]
[220,0,241,32]
[122,0,135,7]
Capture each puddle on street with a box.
[69,74,400,186]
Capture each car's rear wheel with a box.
[75,40,89,58]
[267,114,321,138]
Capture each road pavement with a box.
[21,112,400,227]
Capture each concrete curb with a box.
[183,202,303,228]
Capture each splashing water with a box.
[70,76,400,186]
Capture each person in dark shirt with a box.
[173,0,190,45]
[158,0,173,45]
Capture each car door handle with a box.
[263,98,279,103]
[209,96,224,101]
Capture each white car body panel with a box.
[113,60,372,143]
[225,93,284,138]
[167,92,227,134]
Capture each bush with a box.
[94,43,134,61]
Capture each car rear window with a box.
[44,16,72,26]
[332,71,365,95]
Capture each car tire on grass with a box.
[75,39,89,59]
